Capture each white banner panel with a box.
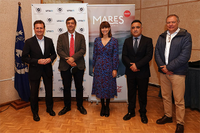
[31,4,90,97]
[87,4,135,102]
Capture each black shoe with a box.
[105,106,110,117]
[175,124,184,133]
[156,115,173,124]
[46,109,56,116]
[100,106,105,117]
[77,106,87,115]
[123,112,135,120]
[140,114,148,124]
[58,107,71,116]
[33,113,40,121]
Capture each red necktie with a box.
[70,34,74,57]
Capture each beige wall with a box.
[0,0,199,104]
[0,0,40,104]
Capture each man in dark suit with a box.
[122,20,153,124]
[22,20,57,121]
[57,17,87,115]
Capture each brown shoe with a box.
[175,124,184,133]
[156,115,173,124]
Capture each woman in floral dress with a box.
[92,21,119,117]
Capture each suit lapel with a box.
[128,37,136,55]
[75,32,79,53]
[33,36,43,56]
[137,35,144,53]
[44,37,47,56]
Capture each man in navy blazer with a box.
[57,17,87,115]
[22,20,57,121]
[122,20,153,124]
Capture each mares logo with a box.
[124,10,131,17]
[93,16,124,25]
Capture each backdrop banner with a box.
[87,4,135,102]
[31,4,90,97]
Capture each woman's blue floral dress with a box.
[92,37,119,98]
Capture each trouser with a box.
[160,73,186,125]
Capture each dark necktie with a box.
[70,34,74,57]
[134,38,138,53]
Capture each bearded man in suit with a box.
[122,20,153,124]
[57,17,87,115]
[22,20,57,121]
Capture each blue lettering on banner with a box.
[78,20,85,22]
[57,20,64,22]
[46,30,54,33]
[46,10,53,12]
[67,9,75,12]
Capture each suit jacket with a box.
[22,35,57,80]
[122,35,153,78]
[57,31,86,71]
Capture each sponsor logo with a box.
[40,87,44,91]
[67,9,75,12]
[59,87,64,91]
[93,16,124,25]
[79,28,84,33]
[124,10,131,17]
[57,20,64,22]
[36,7,42,13]
[47,18,53,23]
[46,9,53,12]
[78,20,85,22]
[46,30,54,33]
[79,7,84,12]
[57,28,63,33]
[57,7,63,13]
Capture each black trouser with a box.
[61,68,84,107]
[29,73,53,115]
[127,77,149,115]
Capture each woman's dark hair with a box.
[99,21,112,38]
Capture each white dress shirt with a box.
[165,28,180,64]
[36,36,44,55]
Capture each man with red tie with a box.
[57,17,87,115]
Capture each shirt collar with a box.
[69,32,75,36]
[167,28,180,35]
[36,36,44,41]
[133,34,142,40]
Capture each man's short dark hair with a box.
[131,20,142,25]
[66,17,77,25]
[34,20,45,28]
